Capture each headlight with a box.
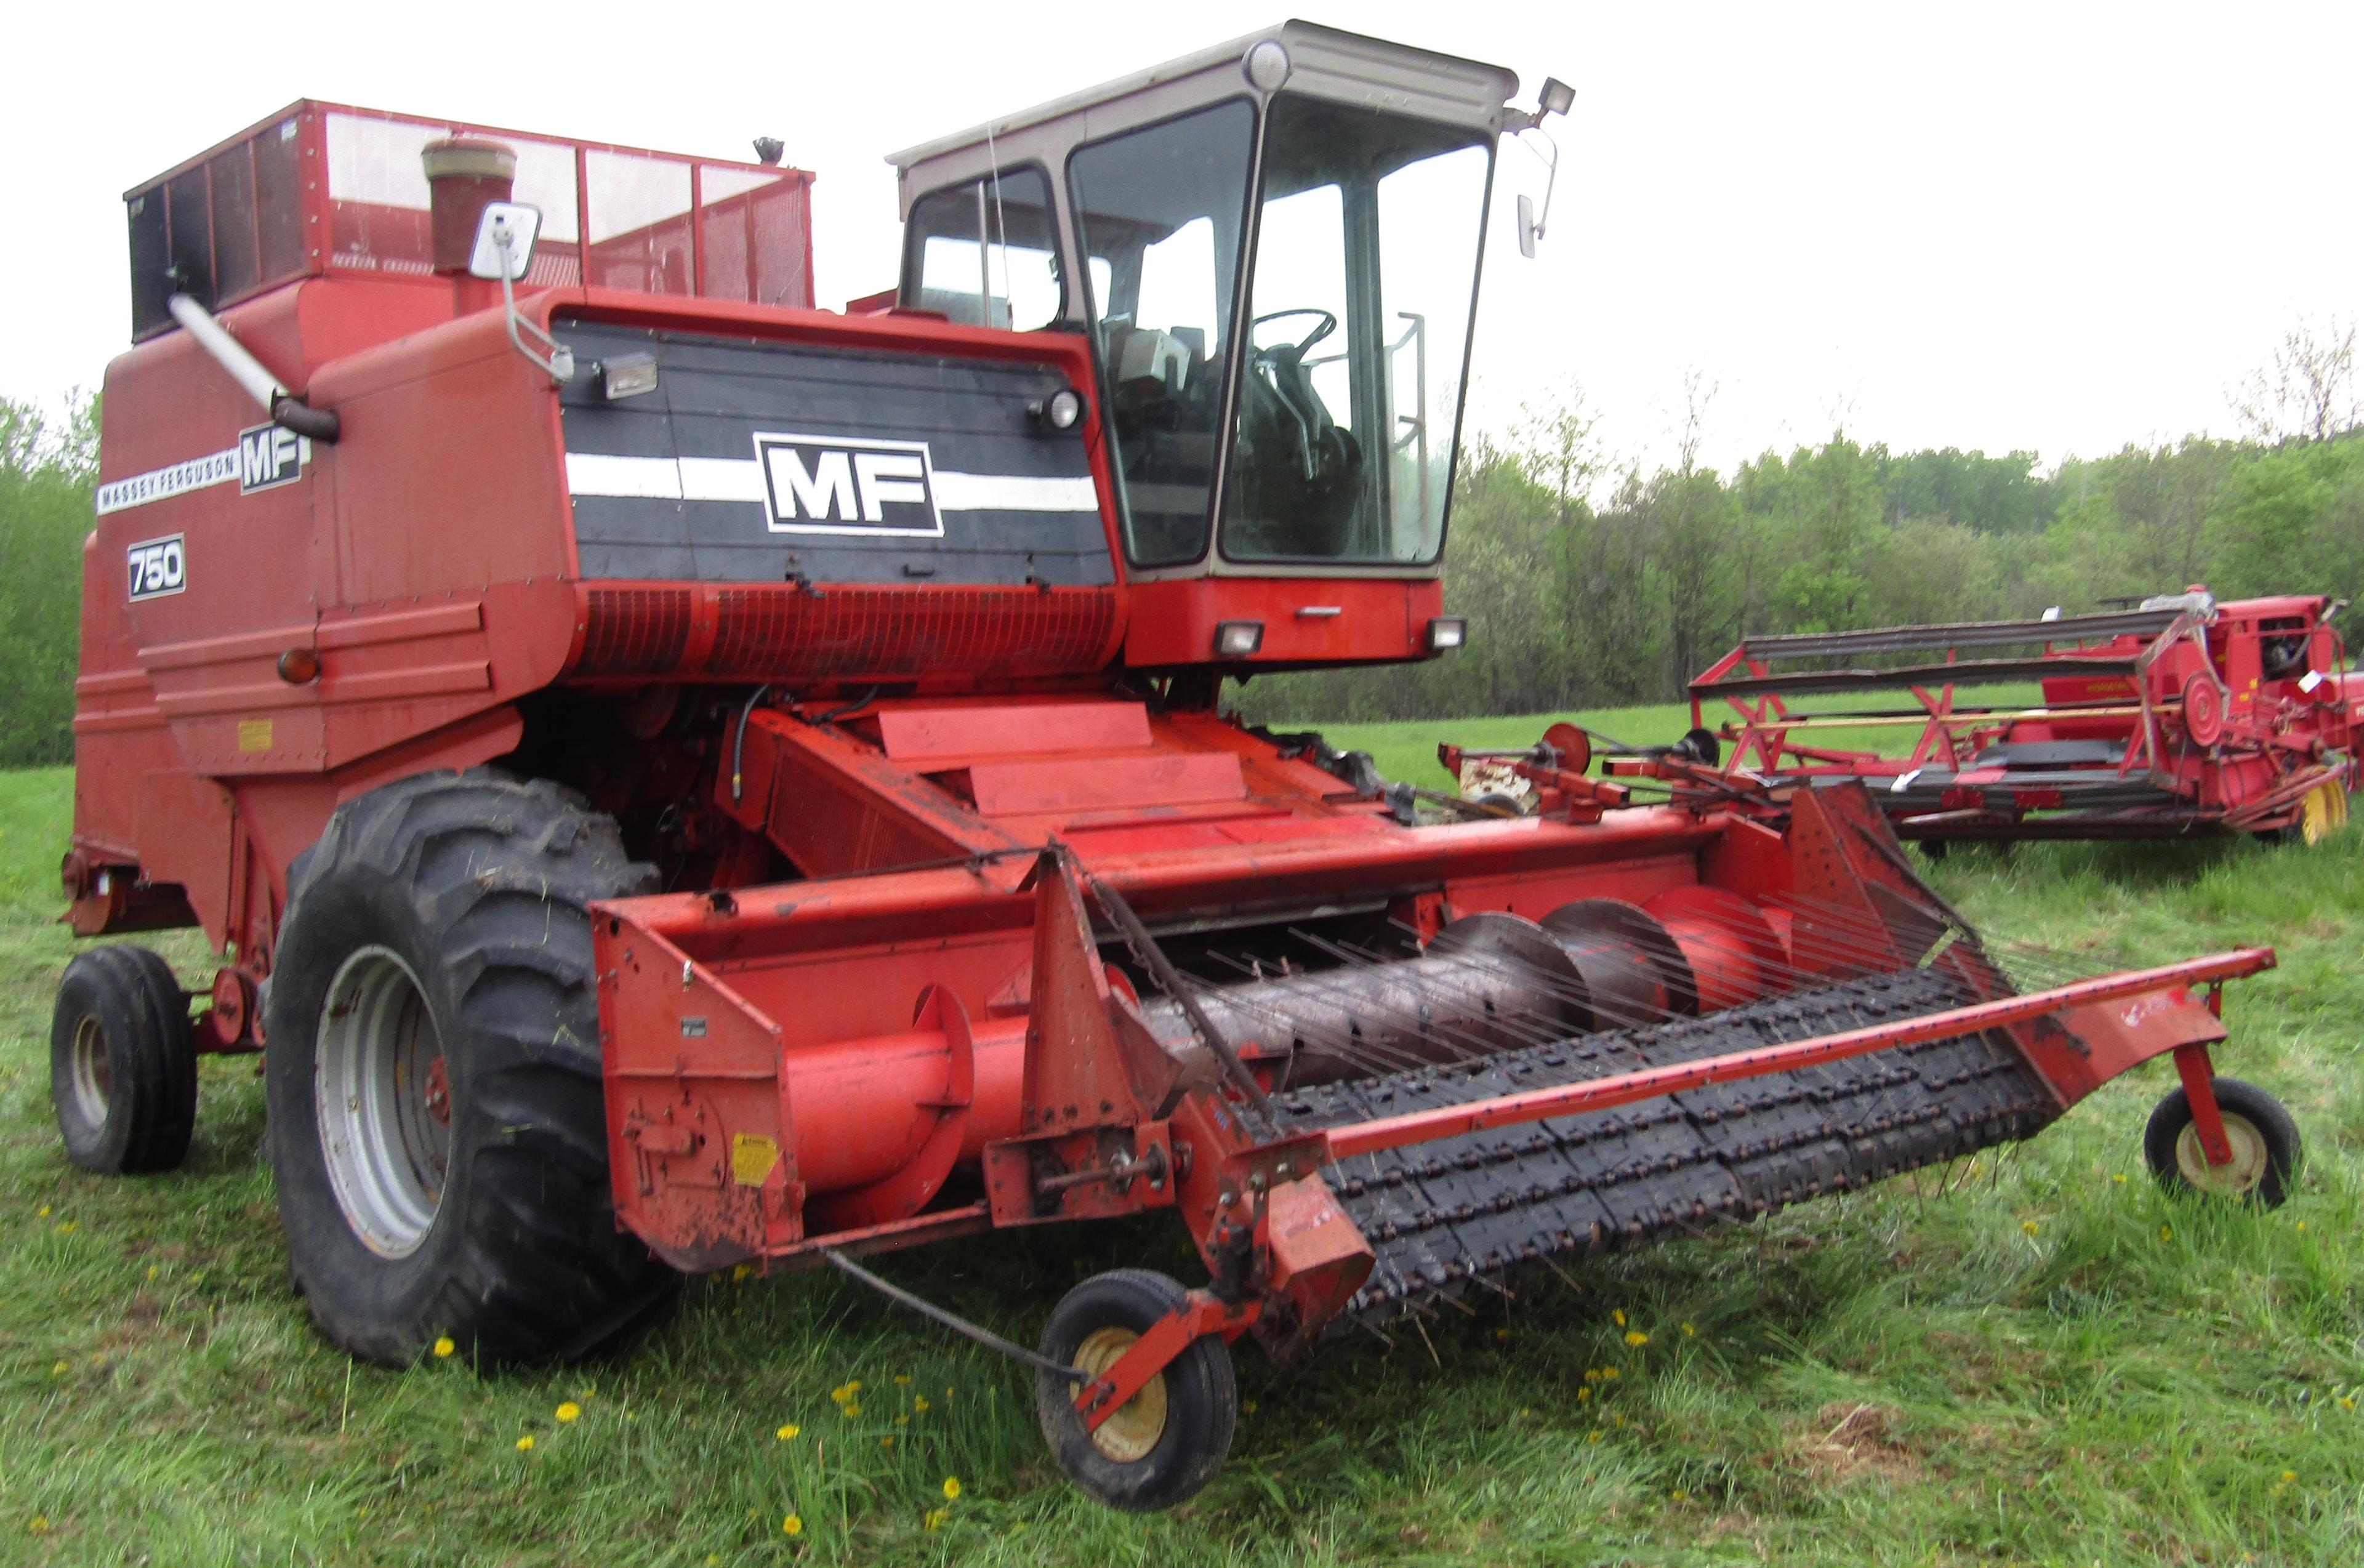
[1426,617,1467,653]
[599,352,660,401]
[1031,387,1084,430]
[1215,621,1265,658]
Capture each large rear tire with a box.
[50,945,196,1174]
[266,770,673,1365]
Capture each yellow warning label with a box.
[236,718,273,754]
[730,1133,781,1187]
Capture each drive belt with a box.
[1274,967,2057,1324]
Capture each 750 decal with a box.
[126,534,187,601]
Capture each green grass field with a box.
[3,709,2360,1566]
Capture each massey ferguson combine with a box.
[55,23,2302,1510]
[1686,593,2360,845]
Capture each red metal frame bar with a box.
[2171,1041,2235,1166]
[1324,949,2275,1162]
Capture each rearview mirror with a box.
[467,201,544,282]
[1517,195,1539,260]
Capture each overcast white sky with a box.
[6,2,2357,475]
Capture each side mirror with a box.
[467,201,544,282]
[466,201,573,384]
[1517,195,1540,260]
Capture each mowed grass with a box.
[2,715,2362,1566]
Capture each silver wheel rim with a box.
[2175,1111,2270,1197]
[315,946,451,1257]
[69,1016,111,1126]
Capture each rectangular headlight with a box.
[1427,616,1467,653]
[600,352,660,401]
[1214,620,1264,658]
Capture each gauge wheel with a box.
[2143,1077,2301,1208]
[1035,1269,1237,1512]
[266,769,673,1365]
[50,945,195,1174]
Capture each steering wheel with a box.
[1251,307,1338,356]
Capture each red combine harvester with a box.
[1687,592,2361,845]
[57,24,2301,1510]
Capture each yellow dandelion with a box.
[27,1516,49,1535]
[2295,1222,2306,1232]
[515,1436,535,1452]
[1495,1327,1510,1342]
[56,1221,76,1234]
[1681,1322,1696,1337]
[1587,1429,1603,1444]
[2160,1226,2173,1242]
[1242,1400,1258,1415]
[1578,1387,1592,1403]
[880,1435,894,1448]
[895,1415,909,1426]
[1583,1368,1600,1383]
[923,1508,948,1530]
[433,1337,456,1358]
[840,1402,861,1418]
[894,1374,912,1385]
[2280,1470,2296,1483]
[36,1205,49,1218]
[146,1265,159,1281]
[829,1384,850,1404]
[1612,1309,1626,1327]
[912,1397,928,1413]
[2336,1395,2355,1411]
[1625,1330,1649,1347]
[781,1513,803,1537]
[1672,1489,1687,1501]
[2111,1173,2128,1184]
[941,1476,962,1500]
[50,1361,68,1377]
[733,1262,754,1282]
[845,1380,862,1394]
[2021,1221,2040,1236]
[1602,1367,1620,1380]
[556,1402,581,1423]
[776,1424,800,1441]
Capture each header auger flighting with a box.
[57,22,2301,1510]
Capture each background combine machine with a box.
[1688,591,2361,845]
[57,24,2300,1511]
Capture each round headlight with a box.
[1045,387,1083,430]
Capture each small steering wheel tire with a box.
[50,945,196,1175]
[1034,1269,1237,1513]
[2143,1077,2301,1208]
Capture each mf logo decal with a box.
[753,432,943,537]
[126,534,187,601]
[238,424,309,494]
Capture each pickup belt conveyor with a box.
[1276,966,2056,1324]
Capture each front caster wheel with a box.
[51,946,196,1174]
[2144,1077,2302,1207]
[1034,1269,1237,1513]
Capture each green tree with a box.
[0,393,97,768]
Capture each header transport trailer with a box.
[1685,591,2361,846]
[56,23,2301,1510]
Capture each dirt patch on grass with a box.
[1791,1402,1923,1485]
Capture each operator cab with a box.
[890,22,1516,584]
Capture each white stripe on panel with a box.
[565,451,681,499]
[931,472,1101,513]
[563,452,1100,513]
[678,456,767,504]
